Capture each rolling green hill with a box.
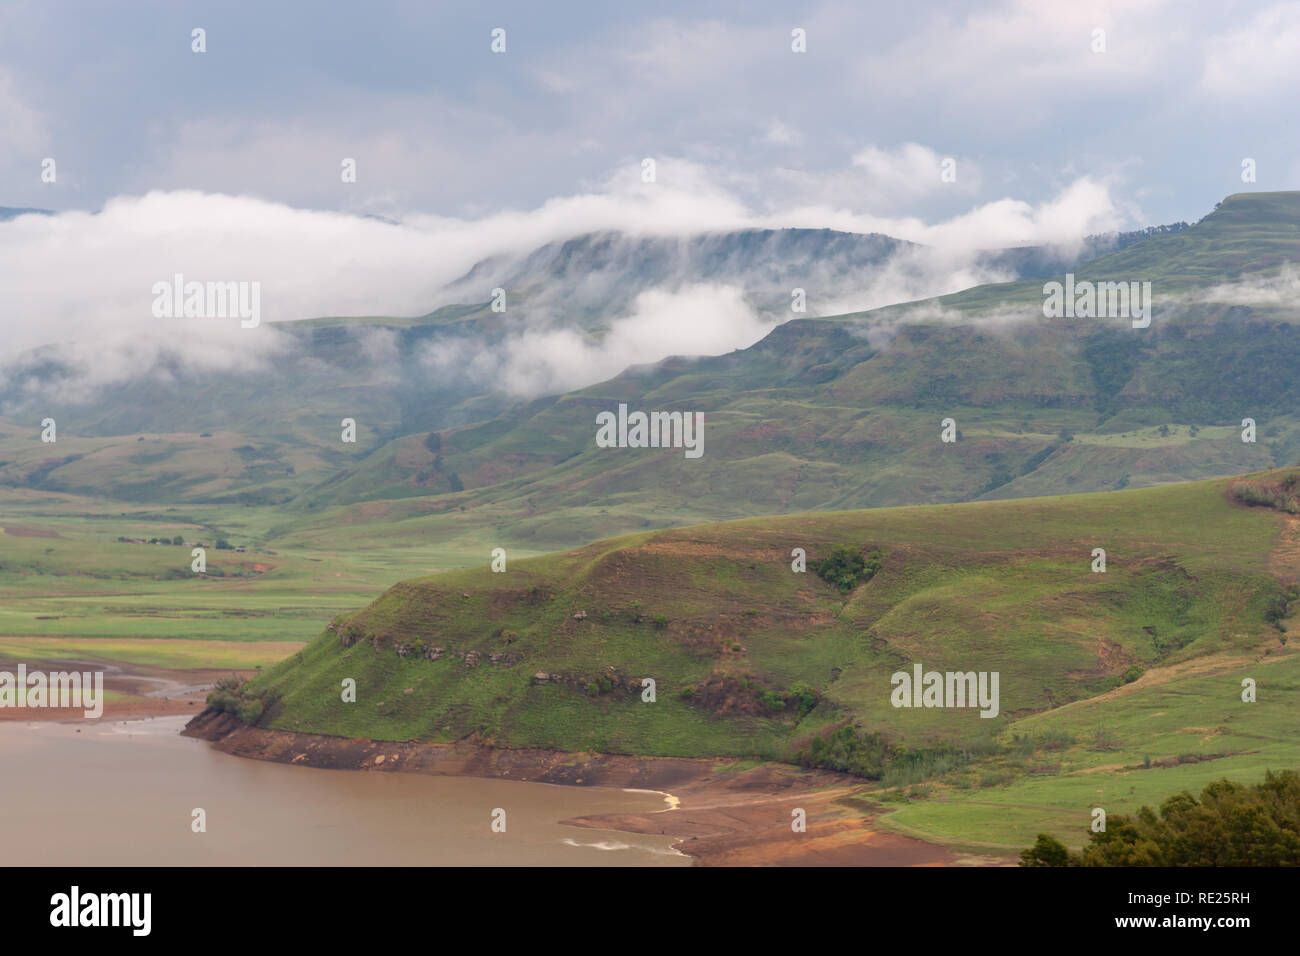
[286,193,1300,555]
[7,193,1300,854]
[235,467,1300,849]
[247,470,1296,750]
[4,192,1298,662]
[4,199,1272,534]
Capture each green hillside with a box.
[246,468,1296,769]
[223,467,1300,850]
[4,192,1298,662]
[946,190,1300,312]
[8,193,1297,542]
[272,192,1299,557]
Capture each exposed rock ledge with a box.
[183,707,718,789]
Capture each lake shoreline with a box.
[1,714,684,866]
[184,708,978,866]
[0,658,250,722]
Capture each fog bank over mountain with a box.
[0,169,1127,404]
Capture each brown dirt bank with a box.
[183,709,972,866]
[0,660,248,722]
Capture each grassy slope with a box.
[245,468,1299,850]
[881,652,1300,851]
[943,190,1300,312]
[7,194,1299,537]
[281,193,1300,557]
[4,196,1297,851]
[0,485,506,667]
[250,467,1294,761]
[5,193,1297,660]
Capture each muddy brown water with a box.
[0,716,686,866]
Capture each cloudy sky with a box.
[4,0,1296,223]
[1,0,1297,391]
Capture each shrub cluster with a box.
[1228,471,1300,514]
[206,675,269,725]
[1021,770,1300,866]
[811,546,883,592]
[682,673,818,718]
[798,725,894,779]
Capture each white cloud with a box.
[849,300,1035,350]
[852,0,1182,125]
[772,175,1126,248]
[814,244,1016,317]
[1199,3,1300,98]
[851,142,979,200]
[0,161,1131,401]
[421,284,771,398]
[618,18,768,84]
[1194,263,1300,305]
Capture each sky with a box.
[3,0,1296,224]
[1,0,1298,393]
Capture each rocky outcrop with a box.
[530,668,643,695]
[332,625,520,667]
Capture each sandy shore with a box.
[183,709,986,866]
